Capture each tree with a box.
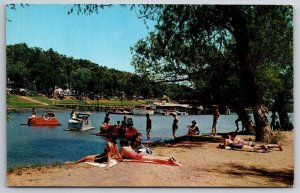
[129,5,293,142]
[70,67,92,96]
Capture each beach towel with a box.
[123,159,181,166]
[84,159,118,168]
[224,146,270,153]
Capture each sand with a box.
[7,132,294,187]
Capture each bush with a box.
[270,130,286,144]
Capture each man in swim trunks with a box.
[211,105,220,136]
[146,113,152,142]
[172,112,179,139]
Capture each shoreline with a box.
[7,132,294,187]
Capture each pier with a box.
[53,103,134,112]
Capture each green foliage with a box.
[130,5,293,109]
[7,162,65,174]
[7,43,193,101]
[6,94,143,108]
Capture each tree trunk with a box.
[275,94,293,131]
[241,108,255,134]
[278,110,292,131]
[230,6,273,142]
[253,104,273,142]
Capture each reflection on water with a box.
[7,110,293,169]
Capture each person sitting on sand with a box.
[106,136,123,165]
[220,134,282,152]
[131,132,142,148]
[65,148,108,165]
[66,136,123,167]
[119,140,181,166]
[187,120,200,136]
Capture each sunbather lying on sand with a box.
[65,148,108,165]
[220,134,282,152]
[65,136,123,167]
[119,139,181,166]
[229,132,256,147]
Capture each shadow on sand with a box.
[204,163,294,187]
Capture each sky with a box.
[6,4,155,72]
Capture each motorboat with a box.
[131,105,154,115]
[109,108,133,115]
[27,112,61,126]
[176,111,189,116]
[66,112,95,131]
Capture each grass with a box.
[6,95,44,108]
[30,96,54,105]
[7,95,144,109]
[7,162,66,174]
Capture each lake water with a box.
[7,110,294,169]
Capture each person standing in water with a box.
[172,112,179,139]
[146,113,152,142]
[211,105,220,136]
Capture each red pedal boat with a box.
[27,112,61,126]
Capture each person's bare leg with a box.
[266,144,283,151]
[65,155,96,165]
[142,155,181,166]
[173,129,176,139]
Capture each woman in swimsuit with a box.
[119,140,181,166]
[221,134,282,152]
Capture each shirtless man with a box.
[211,105,220,136]
[146,113,152,142]
[172,113,179,139]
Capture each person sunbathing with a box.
[229,132,256,147]
[220,134,282,152]
[119,140,181,166]
[65,136,123,167]
[65,148,108,165]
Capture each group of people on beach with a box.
[66,105,285,168]
[65,111,183,167]
[97,105,215,142]
[172,104,219,138]
[66,135,181,167]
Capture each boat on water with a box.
[96,117,134,137]
[175,111,189,116]
[27,112,61,126]
[109,108,133,115]
[131,105,154,115]
[152,102,190,116]
[96,124,125,137]
[66,112,95,131]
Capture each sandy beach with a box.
[7,131,294,187]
